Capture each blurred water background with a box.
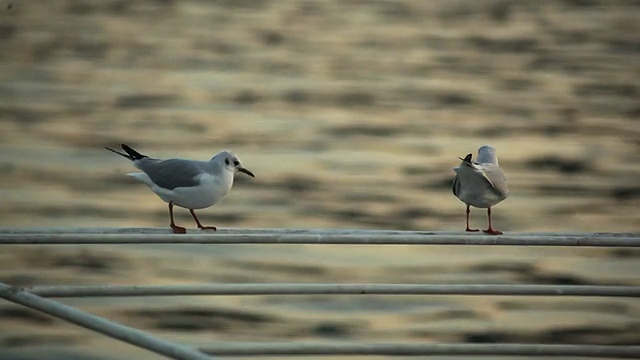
[0,1,639,359]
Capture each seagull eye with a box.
[225,159,230,165]
[233,160,239,166]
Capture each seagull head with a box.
[213,151,255,178]
[476,145,499,165]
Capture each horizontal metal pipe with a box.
[1,232,639,246]
[198,342,640,357]
[25,283,640,298]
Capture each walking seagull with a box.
[105,144,255,234]
[452,145,508,235]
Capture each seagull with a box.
[452,145,508,235]
[105,144,255,234]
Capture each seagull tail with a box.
[104,144,148,161]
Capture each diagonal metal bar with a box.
[25,283,640,298]
[0,283,213,360]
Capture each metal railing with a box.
[1,229,639,359]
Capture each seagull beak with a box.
[237,167,255,178]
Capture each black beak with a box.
[238,167,255,178]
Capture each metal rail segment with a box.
[25,283,640,298]
[2,229,638,359]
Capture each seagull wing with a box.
[134,158,206,190]
[479,164,509,199]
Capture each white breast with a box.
[130,170,234,210]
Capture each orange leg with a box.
[189,209,217,231]
[168,202,186,234]
[483,207,503,235]
[465,205,479,232]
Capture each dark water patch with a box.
[67,0,99,15]
[526,271,591,285]
[1,275,39,287]
[526,155,590,174]
[488,1,512,23]
[534,184,605,197]
[0,349,109,360]
[498,77,536,91]
[335,91,376,108]
[249,176,322,195]
[464,331,511,343]
[498,300,630,314]
[114,94,178,108]
[468,262,535,275]
[72,40,109,60]
[282,89,309,104]
[223,259,326,276]
[261,60,302,75]
[342,192,398,203]
[553,29,592,45]
[314,205,416,230]
[541,124,577,136]
[108,0,132,15]
[50,250,129,274]
[384,265,445,276]
[2,334,81,347]
[312,322,354,338]
[272,176,322,193]
[233,89,261,105]
[419,177,455,191]
[395,207,442,221]
[528,55,600,74]
[15,204,123,219]
[324,124,401,138]
[417,308,482,322]
[128,307,274,332]
[329,208,371,222]
[192,39,239,55]
[467,35,539,53]
[0,307,54,325]
[607,39,640,55]
[210,0,272,10]
[375,1,417,21]
[274,296,431,313]
[561,0,599,8]
[68,0,173,15]
[396,85,477,107]
[433,91,475,107]
[608,248,640,258]
[574,82,637,98]
[402,166,432,176]
[493,106,535,121]
[624,106,640,119]
[540,325,640,345]
[155,318,226,332]
[259,30,284,46]
[0,106,51,125]
[0,24,16,41]
[611,186,640,201]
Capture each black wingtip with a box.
[120,144,147,160]
[458,154,473,163]
[105,146,133,160]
